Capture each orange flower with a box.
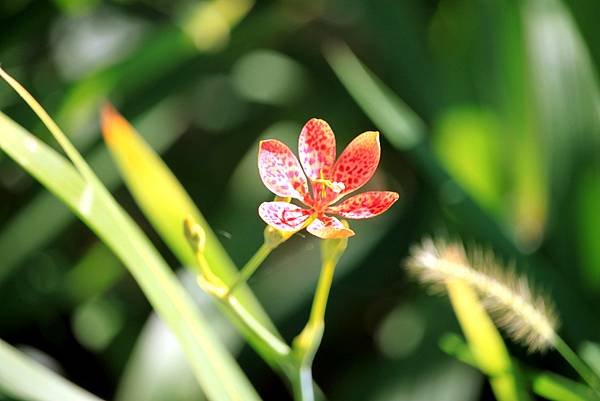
[258,118,398,239]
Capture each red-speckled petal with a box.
[258,202,312,231]
[330,131,380,199]
[298,118,336,181]
[327,191,399,219]
[306,215,355,239]
[258,140,309,201]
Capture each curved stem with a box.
[228,296,291,358]
[309,259,336,327]
[294,259,335,368]
[228,242,272,296]
[194,250,291,360]
[554,336,600,396]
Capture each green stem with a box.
[555,336,600,396]
[228,242,273,296]
[294,258,336,366]
[194,251,291,360]
[228,296,291,358]
[291,366,315,401]
[291,258,338,401]
[291,234,347,401]
[308,259,336,331]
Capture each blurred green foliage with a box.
[1,0,600,400]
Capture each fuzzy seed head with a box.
[405,238,559,353]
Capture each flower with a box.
[258,118,399,239]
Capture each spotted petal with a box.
[298,118,336,181]
[258,140,309,201]
[327,191,399,219]
[258,202,312,232]
[329,131,380,200]
[306,215,355,239]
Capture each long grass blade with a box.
[441,333,600,401]
[100,105,282,347]
[0,108,261,400]
[0,338,104,401]
[0,98,187,284]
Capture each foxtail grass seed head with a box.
[406,238,559,353]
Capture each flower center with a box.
[311,170,344,210]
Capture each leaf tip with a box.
[100,102,130,144]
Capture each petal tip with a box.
[365,130,380,141]
[322,227,355,239]
[258,139,285,152]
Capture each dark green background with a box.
[1,0,599,400]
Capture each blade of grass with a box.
[99,105,282,359]
[493,0,547,249]
[0,108,261,400]
[323,42,425,150]
[446,278,530,401]
[0,97,187,284]
[0,2,300,286]
[0,338,104,401]
[523,0,600,201]
[441,333,600,401]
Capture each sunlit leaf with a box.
[0,98,187,284]
[432,106,504,216]
[100,104,281,343]
[0,110,261,401]
[446,278,530,401]
[115,272,243,401]
[441,333,600,401]
[491,0,548,251]
[574,165,600,290]
[523,0,600,201]
[324,42,425,150]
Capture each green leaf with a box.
[0,98,188,285]
[522,0,600,200]
[114,274,243,401]
[574,165,600,290]
[446,278,530,401]
[531,372,600,401]
[441,333,600,401]
[0,338,104,401]
[324,41,425,150]
[0,110,261,401]
[432,106,505,217]
[99,105,282,351]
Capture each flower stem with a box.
[292,234,348,401]
[184,218,291,364]
[554,336,600,396]
[291,366,316,401]
[294,258,335,367]
[227,242,273,296]
[309,259,336,336]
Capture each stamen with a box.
[313,178,345,197]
